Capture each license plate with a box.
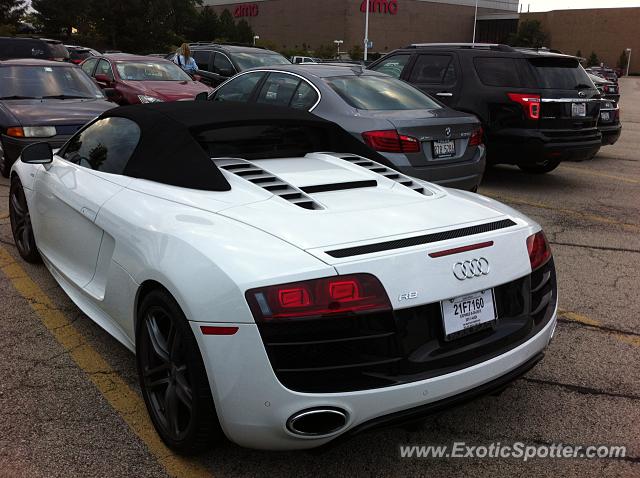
[601,111,611,121]
[433,140,456,159]
[572,102,586,117]
[441,289,497,340]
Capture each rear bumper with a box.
[2,134,70,168]
[599,123,622,146]
[488,128,602,164]
[394,146,486,191]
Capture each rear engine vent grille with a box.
[326,219,518,258]
[336,155,432,196]
[215,158,323,210]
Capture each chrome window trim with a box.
[210,69,322,112]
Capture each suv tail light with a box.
[508,93,541,120]
[246,274,391,321]
[526,231,552,271]
[469,127,483,146]
[362,130,421,153]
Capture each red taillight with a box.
[246,274,391,320]
[526,231,552,271]
[362,130,420,153]
[508,93,541,120]
[469,126,483,146]
[200,326,239,335]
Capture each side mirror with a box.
[21,142,53,164]
[95,74,112,85]
[103,88,118,101]
[192,74,202,82]
[194,91,209,101]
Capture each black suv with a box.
[369,44,602,173]
[0,37,69,62]
[184,43,290,87]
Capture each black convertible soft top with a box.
[100,102,391,191]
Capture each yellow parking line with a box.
[559,165,640,185]
[487,194,640,232]
[559,309,639,348]
[0,245,211,478]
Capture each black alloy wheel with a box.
[9,177,41,263]
[137,289,223,455]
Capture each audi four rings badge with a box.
[452,258,490,280]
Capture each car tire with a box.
[136,289,224,455]
[0,139,10,178]
[517,159,561,174]
[9,176,42,263]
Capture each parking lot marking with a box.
[559,165,640,185]
[0,245,211,478]
[559,309,640,348]
[488,195,640,232]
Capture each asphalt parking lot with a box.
[1,79,639,478]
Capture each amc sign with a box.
[234,3,259,18]
[360,0,399,15]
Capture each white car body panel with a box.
[11,148,556,450]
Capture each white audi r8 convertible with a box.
[9,102,557,454]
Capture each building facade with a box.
[202,0,518,54]
[521,8,640,74]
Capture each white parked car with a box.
[9,102,558,453]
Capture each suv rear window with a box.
[474,57,523,87]
[326,75,441,111]
[529,58,592,89]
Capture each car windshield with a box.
[116,61,192,81]
[529,58,593,89]
[325,75,442,110]
[233,52,290,70]
[0,65,104,99]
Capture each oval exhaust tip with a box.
[287,408,348,437]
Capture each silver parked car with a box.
[208,65,485,191]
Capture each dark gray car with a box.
[208,65,485,191]
[0,59,115,177]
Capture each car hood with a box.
[1,99,115,126]
[122,80,211,100]
[127,153,524,257]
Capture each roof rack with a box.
[189,41,265,50]
[407,43,515,52]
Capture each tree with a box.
[0,0,27,26]
[587,51,599,67]
[349,44,363,61]
[218,8,235,41]
[192,7,219,42]
[618,50,629,70]
[235,19,254,44]
[314,43,337,60]
[575,50,582,58]
[32,0,89,38]
[507,20,548,48]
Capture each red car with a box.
[80,53,212,104]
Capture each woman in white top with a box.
[173,43,198,75]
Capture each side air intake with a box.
[215,158,323,210]
[334,154,433,196]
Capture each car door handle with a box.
[81,207,97,221]
[436,92,453,97]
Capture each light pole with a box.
[334,40,344,59]
[253,35,260,46]
[626,48,632,77]
[472,0,478,46]
[363,0,370,61]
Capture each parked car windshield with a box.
[326,75,442,110]
[0,65,104,99]
[115,61,192,81]
[529,58,593,89]
[232,52,290,70]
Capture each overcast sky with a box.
[520,0,640,11]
